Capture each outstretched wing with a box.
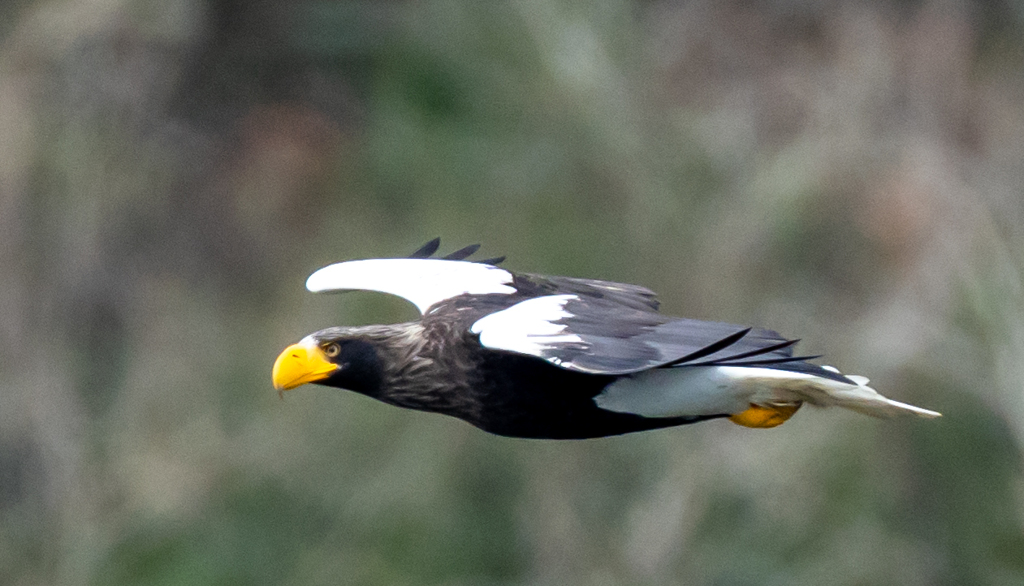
[306,240,518,314]
[305,240,660,315]
[470,293,853,382]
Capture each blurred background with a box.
[2,0,1023,584]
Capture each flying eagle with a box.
[272,239,940,439]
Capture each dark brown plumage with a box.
[272,240,940,438]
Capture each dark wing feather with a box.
[443,244,481,260]
[686,338,798,364]
[407,239,504,265]
[408,238,441,258]
[513,273,661,312]
[476,256,506,265]
[659,327,753,365]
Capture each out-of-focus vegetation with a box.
[1,1,1023,584]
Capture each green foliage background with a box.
[2,1,1023,584]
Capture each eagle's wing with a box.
[468,293,942,419]
[306,258,518,314]
[510,273,661,312]
[469,293,848,380]
[303,239,659,316]
[304,251,821,377]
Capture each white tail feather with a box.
[720,367,942,419]
[803,377,942,418]
[595,365,942,420]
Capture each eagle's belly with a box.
[465,354,717,439]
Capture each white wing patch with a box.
[596,365,942,419]
[471,294,584,363]
[306,258,516,314]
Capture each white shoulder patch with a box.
[306,258,516,314]
[471,294,584,362]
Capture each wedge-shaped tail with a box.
[799,372,941,418]
[595,365,941,421]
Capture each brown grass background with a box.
[1,1,1022,584]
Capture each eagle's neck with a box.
[346,321,477,418]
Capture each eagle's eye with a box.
[323,343,341,358]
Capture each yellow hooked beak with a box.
[272,342,339,393]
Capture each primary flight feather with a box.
[272,239,940,439]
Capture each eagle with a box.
[272,239,940,439]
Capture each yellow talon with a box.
[729,402,802,428]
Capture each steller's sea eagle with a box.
[272,239,940,439]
